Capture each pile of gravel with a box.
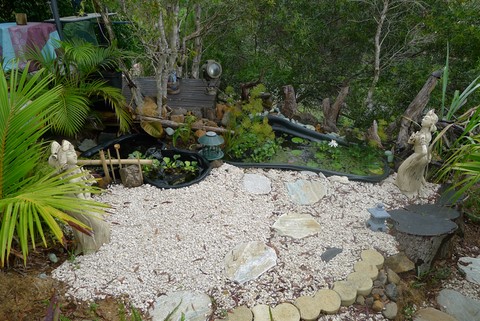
[52,164,439,314]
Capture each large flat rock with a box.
[149,291,212,321]
[285,179,327,205]
[457,257,480,285]
[436,289,480,321]
[272,212,321,239]
[224,241,277,284]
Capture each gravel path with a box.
[52,164,439,317]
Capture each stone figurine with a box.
[396,109,439,196]
[49,140,111,254]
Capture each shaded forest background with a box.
[1,0,479,129]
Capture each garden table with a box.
[0,22,60,71]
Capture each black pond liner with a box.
[143,148,211,189]
[226,115,391,183]
[80,133,211,189]
[80,133,165,158]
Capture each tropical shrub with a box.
[0,66,108,267]
[26,39,132,136]
[223,84,279,162]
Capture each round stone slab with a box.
[360,249,384,269]
[332,281,357,306]
[243,173,271,194]
[227,305,253,321]
[354,260,379,280]
[251,304,271,321]
[271,303,300,321]
[406,204,460,220]
[272,212,321,239]
[347,271,373,296]
[224,241,277,284]
[388,209,458,236]
[314,288,341,314]
[294,296,320,321]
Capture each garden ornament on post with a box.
[49,140,111,254]
[396,109,439,197]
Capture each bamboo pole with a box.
[77,159,154,166]
[114,144,122,169]
[139,116,234,134]
[99,150,111,182]
[107,149,116,182]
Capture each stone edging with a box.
[220,249,400,321]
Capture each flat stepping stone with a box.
[320,247,343,262]
[347,271,373,296]
[224,241,277,284]
[294,296,321,321]
[243,174,271,194]
[227,305,253,321]
[251,304,271,321]
[272,212,321,239]
[332,281,357,306]
[353,260,379,280]
[149,291,212,321]
[457,257,480,285]
[437,289,480,321]
[314,289,341,314]
[360,249,384,269]
[285,179,326,205]
[413,307,458,321]
[271,303,300,321]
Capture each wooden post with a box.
[395,69,443,152]
[99,150,111,182]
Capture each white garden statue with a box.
[48,140,111,254]
[396,109,439,197]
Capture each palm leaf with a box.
[0,66,109,267]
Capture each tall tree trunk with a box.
[366,0,389,110]
[92,0,144,109]
[191,4,203,79]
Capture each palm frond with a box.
[0,66,109,267]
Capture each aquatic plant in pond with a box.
[236,134,385,176]
[130,149,201,186]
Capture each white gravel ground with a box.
[52,164,440,317]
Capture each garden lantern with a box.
[199,131,224,161]
[366,203,390,232]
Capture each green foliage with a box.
[172,114,197,148]
[128,151,160,174]
[160,154,199,174]
[224,85,278,162]
[437,133,480,203]
[25,39,132,136]
[0,66,108,267]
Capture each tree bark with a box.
[365,0,389,110]
[240,72,264,101]
[191,4,203,79]
[395,69,442,152]
[92,0,144,109]
[281,85,297,119]
[322,86,349,133]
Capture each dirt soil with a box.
[1,214,479,321]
